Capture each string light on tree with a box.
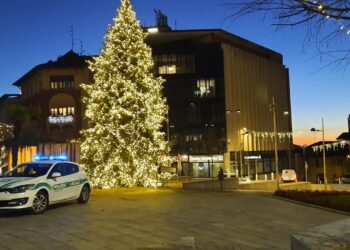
[0,122,13,143]
[80,0,171,188]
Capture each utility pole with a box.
[271,97,279,190]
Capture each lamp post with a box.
[269,97,289,190]
[226,109,241,177]
[311,118,327,190]
[269,97,280,190]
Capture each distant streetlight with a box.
[269,97,289,190]
[226,109,241,115]
[311,118,327,190]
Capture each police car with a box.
[0,155,90,214]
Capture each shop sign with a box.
[189,155,224,162]
[244,155,261,160]
[48,115,74,124]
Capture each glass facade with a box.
[189,155,224,178]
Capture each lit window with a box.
[195,79,216,98]
[159,65,176,74]
[50,107,75,116]
[154,54,195,75]
[185,134,202,142]
[50,76,74,89]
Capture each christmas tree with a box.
[80,0,170,188]
[0,122,12,143]
[0,122,13,175]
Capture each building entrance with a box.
[190,155,224,178]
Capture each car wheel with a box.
[32,190,48,214]
[77,185,90,204]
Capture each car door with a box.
[63,163,82,198]
[47,163,71,202]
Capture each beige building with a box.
[12,50,93,142]
[222,39,292,177]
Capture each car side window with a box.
[64,163,79,176]
[48,163,66,178]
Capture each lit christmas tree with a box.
[0,122,13,143]
[0,122,13,175]
[80,0,170,188]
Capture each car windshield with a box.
[3,163,52,178]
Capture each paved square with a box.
[0,188,347,249]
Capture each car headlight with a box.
[8,184,35,194]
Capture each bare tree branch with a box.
[223,0,350,69]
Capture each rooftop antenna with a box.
[69,25,76,51]
[154,9,170,29]
[80,41,85,55]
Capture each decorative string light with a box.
[312,141,349,153]
[300,0,350,36]
[48,115,74,125]
[0,122,13,143]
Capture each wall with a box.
[222,43,293,173]
[222,43,292,152]
[183,178,239,191]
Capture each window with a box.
[64,163,79,175]
[4,163,52,177]
[159,65,177,74]
[195,79,215,98]
[153,54,195,75]
[50,76,74,89]
[49,164,65,177]
[186,134,202,142]
[50,107,75,116]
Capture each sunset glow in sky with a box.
[0,0,349,146]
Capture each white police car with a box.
[0,155,90,214]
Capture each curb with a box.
[270,195,350,216]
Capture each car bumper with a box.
[0,192,35,209]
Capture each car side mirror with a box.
[51,172,61,179]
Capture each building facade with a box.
[146,29,293,178]
[4,28,293,178]
[12,50,93,143]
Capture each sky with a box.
[0,0,349,146]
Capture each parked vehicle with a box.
[0,155,90,214]
[334,175,350,184]
[280,169,297,183]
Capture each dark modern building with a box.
[146,25,293,179]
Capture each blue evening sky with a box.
[0,0,349,145]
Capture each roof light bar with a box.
[33,155,68,161]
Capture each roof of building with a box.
[146,29,283,63]
[0,94,21,104]
[13,50,93,87]
[337,132,350,141]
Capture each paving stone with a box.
[0,189,347,249]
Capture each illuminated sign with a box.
[48,115,74,124]
[244,155,262,160]
[189,155,224,162]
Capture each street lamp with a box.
[226,108,241,177]
[269,97,289,190]
[311,118,327,190]
[226,109,241,115]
